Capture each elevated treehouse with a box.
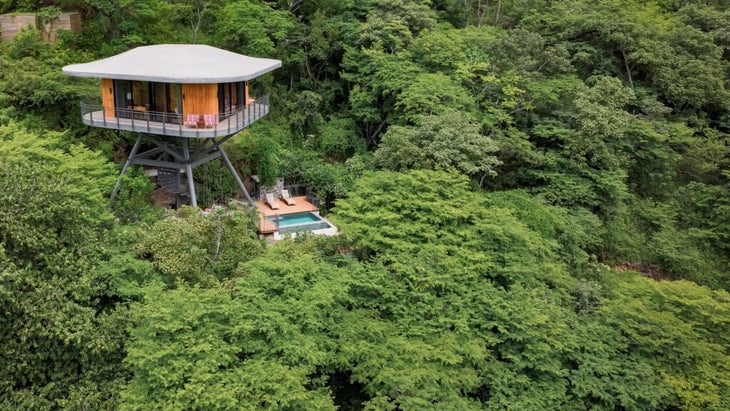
[63,44,281,207]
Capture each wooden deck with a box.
[79,97,270,139]
[255,196,318,234]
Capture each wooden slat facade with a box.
[182,83,218,122]
[99,80,256,124]
[101,78,115,118]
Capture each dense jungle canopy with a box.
[1,0,729,409]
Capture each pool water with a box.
[275,212,321,227]
[267,211,337,236]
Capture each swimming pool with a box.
[268,212,336,234]
[276,212,322,226]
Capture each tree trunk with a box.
[621,43,634,88]
[191,3,207,44]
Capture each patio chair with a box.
[265,193,281,210]
[204,114,216,128]
[280,189,296,206]
[184,114,198,127]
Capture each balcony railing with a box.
[79,94,271,138]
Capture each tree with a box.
[572,271,730,410]
[169,0,212,43]
[213,0,294,56]
[0,125,148,409]
[375,109,500,179]
[0,123,116,268]
[139,205,264,284]
[123,241,353,410]
[332,170,579,408]
[395,72,476,122]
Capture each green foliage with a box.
[112,166,163,224]
[0,124,150,409]
[279,148,356,208]
[6,25,49,59]
[139,205,264,284]
[286,89,325,138]
[300,160,355,209]
[76,0,178,45]
[0,39,97,128]
[194,160,239,209]
[333,170,572,290]
[0,258,132,409]
[374,109,500,177]
[537,0,729,112]
[213,0,294,56]
[2,0,730,408]
[395,72,475,121]
[122,283,329,410]
[229,131,281,186]
[483,189,603,274]
[0,123,115,268]
[358,0,437,52]
[305,115,366,161]
[123,242,353,409]
[590,272,730,410]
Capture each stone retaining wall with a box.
[258,178,284,201]
[0,12,81,43]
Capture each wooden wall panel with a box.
[101,78,115,118]
[182,83,218,123]
[245,81,250,106]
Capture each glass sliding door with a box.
[147,83,182,124]
[113,80,132,117]
[152,82,167,113]
[236,82,244,107]
[132,81,150,109]
[218,82,244,119]
[169,83,182,124]
[113,81,182,123]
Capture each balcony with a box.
[79,95,270,138]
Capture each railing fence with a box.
[79,94,271,138]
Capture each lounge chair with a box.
[265,193,281,210]
[204,114,216,128]
[184,114,198,127]
[280,189,296,206]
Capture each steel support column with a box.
[218,145,254,206]
[110,133,143,201]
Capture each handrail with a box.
[79,94,271,138]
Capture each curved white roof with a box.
[62,44,281,83]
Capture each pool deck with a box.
[255,196,318,234]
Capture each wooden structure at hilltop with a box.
[63,44,281,207]
[0,12,81,42]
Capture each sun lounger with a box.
[265,193,281,210]
[280,189,296,206]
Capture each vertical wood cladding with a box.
[101,78,115,118]
[182,83,218,122]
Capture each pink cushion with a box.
[184,114,198,127]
